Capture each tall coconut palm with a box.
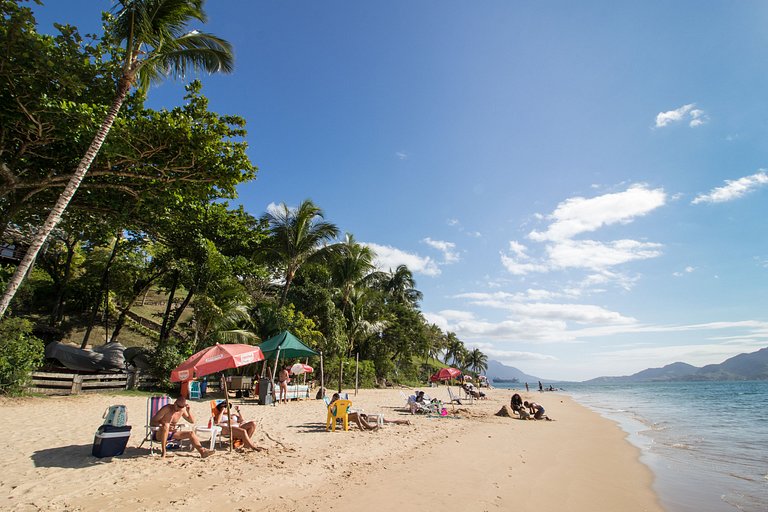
[467,347,488,375]
[443,332,464,365]
[0,0,234,318]
[261,199,339,306]
[381,264,423,306]
[328,233,383,314]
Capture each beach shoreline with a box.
[0,387,662,511]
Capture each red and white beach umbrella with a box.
[290,363,314,375]
[170,343,265,382]
[170,343,265,453]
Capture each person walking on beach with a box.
[150,397,214,458]
[278,365,291,404]
[525,382,529,393]
[538,381,543,392]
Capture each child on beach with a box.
[523,401,553,421]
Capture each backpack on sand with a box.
[102,404,128,427]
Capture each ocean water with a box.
[545,381,768,512]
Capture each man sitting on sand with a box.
[150,397,214,458]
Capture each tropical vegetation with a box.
[0,0,486,393]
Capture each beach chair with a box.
[189,381,202,400]
[327,399,352,431]
[447,387,462,405]
[193,400,223,450]
[140,395,187,455]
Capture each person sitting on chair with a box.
[150,397,214,458]
[214,401,267,452]
[330,393,410,430]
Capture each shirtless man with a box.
[150,397,214,458]
[278,366,290,404]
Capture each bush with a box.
[149,342,188,391]
[0,317,45,395]
[322,356,376,389]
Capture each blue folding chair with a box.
[189,381,201,399]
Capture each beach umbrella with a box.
[431,367,462,382]
[290,363,314,375]
[171,343,265,452]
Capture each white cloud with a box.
[692,170,768,204]
[529,185,666,242]
[265,201,291,217]
[546,239,663,270]
[673,266,695,277]
[500,253,549,275]
[453,292,635,324]
[655,103,707,128]
[363,242,440,276]
[395,151,409,160]
[500,185,665,284]
[423,237,460,264]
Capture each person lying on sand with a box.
[214,401,268,452]
[150,397,214,458]
[330,393,411,430]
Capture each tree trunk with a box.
[49,240,76,327]
[337,355,344,393]
[81,232,122,348]
[0,77,132,319]
[162,283,195,341]
[109,273,164,343]
[159,270,180,344]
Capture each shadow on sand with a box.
[31,444,149,468]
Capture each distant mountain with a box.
[586,347,768,383]
[486,360,545,384]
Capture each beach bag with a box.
[102,404,128,427]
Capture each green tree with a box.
[0,317,44,394]
[260,199,339,306]
[379,264,423,306]
[0,0,234,318]
[467,347,488,375]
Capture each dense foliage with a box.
[0,317,44,394]
[0,1,486,393]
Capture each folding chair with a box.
[195,400,224,450]
[140,395,178,455]
[189,381,202,400]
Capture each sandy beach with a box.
[0,387,662,512]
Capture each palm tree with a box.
[443,332,463,365]
[381,264,423,305]
[328,233,383,314]
[261,199,339,306]
[0,0,234,318]
[467,348,488,375]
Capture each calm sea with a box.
[496,381,768,512]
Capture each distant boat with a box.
[492,377,519,383]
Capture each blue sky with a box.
[33,1,768,380]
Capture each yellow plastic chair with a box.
[326,399,352,431]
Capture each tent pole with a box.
[355,352,359,396]
[319,351,324,398]
[271,347,281,406]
